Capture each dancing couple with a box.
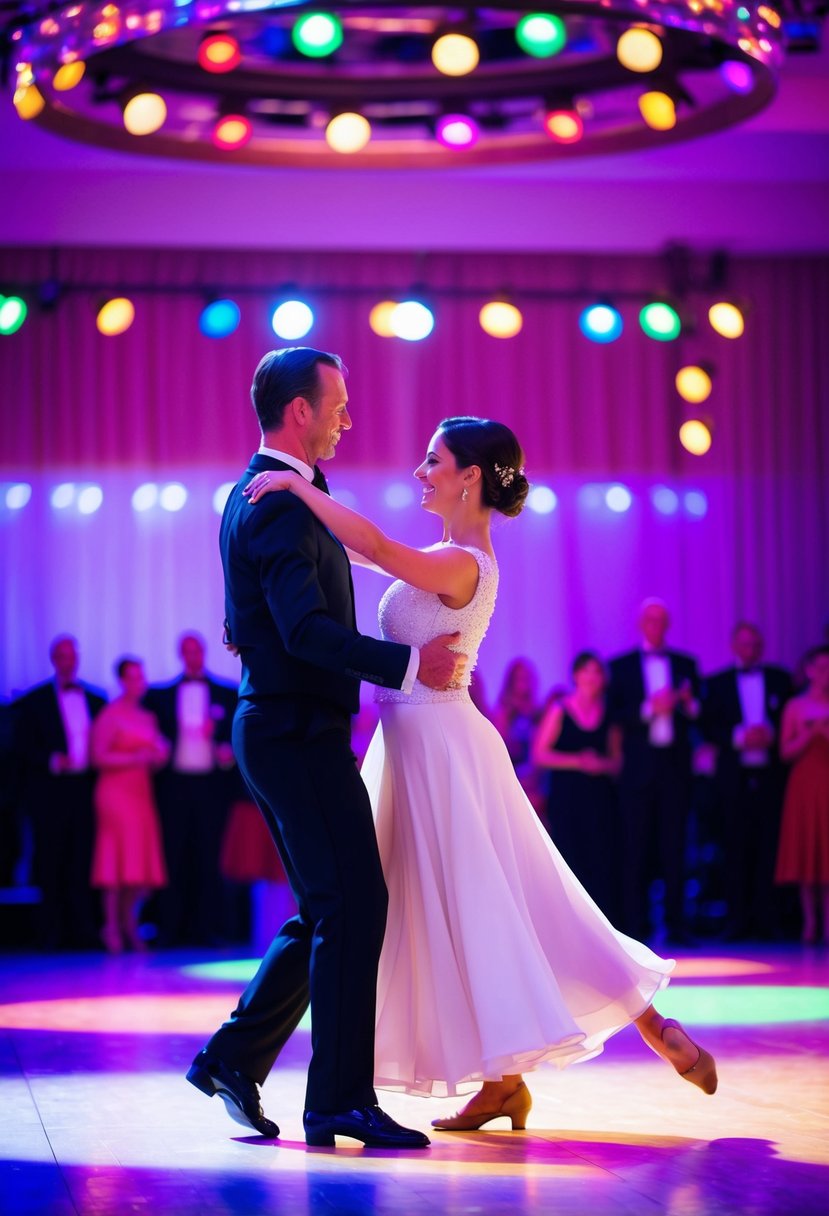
[188,346,717,1149]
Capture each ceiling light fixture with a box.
[3,1,783,168]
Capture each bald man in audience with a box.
[13,636,107,949]
[702,622,791,940]
[608,600,701,945]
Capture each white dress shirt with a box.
[733,667,770,767]
[641,651,674,746]
[56,685,91,771]
[174,679,214,772]
[259,444,418,694]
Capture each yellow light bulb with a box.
[708,301,745,338]
[617,27,664,72]
[53,61,86,91]
[369,301,398,337]
[123,92,167,136]
[13,83,45,120]
[679,419,712,455]
[97,298,136,336]
[325,112,371,153]
[479,301,523,339]
[432,32,480,76]
[675,365,713,404]
[639,90,676,131]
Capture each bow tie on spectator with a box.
[59,681,82,692]
[182,675,206,683]
[738,666,761,675]
[312,466,330,494]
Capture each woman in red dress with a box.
[90,657,169,952]
[775,645,829,944]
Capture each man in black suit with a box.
[144,632,238,946]
[13,635,107,949]
[702,622,791,940]
[187,347,463,1149]
[608,599,701,945]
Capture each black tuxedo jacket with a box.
[219,454,410,715]
[13,679,107,775]
[608,648,700,762]
[701,664,791,775]
[144,675,237,767]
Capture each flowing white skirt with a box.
[361,699,674,1097]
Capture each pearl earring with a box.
[462,486,468,502]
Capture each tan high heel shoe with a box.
[431,1082,532,1131]
[660,1018,718,1095]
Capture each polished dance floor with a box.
[1,944,827,1216]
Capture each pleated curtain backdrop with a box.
[1,246,827,699]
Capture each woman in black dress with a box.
[533,652,622,921]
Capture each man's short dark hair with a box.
[250,347,344,433]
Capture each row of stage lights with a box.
[1,288,745,457]
[0,291,746,345]
[12,11,768,149]
[1,480,709,519]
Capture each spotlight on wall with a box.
[389,299,435,341]
[199,298,241,338]
[679,418,713,455]
[271,298,314,339]
[77,484,104,515]
[368,300,399,338]
[651,485,680,515]
[639,300,681,341]
[579,302,623,343]
[132,483,159,512]
[605,484,633,512]
[96,297,135,336]
[213,483,236,514]
[479,299,523,338]
[0,295,28,335]
[708,300,745,338]
[4,482,32,510]
[159,483,188,511]
[675,363,714,404]
[527,485,558,514]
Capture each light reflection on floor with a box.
[1,946,828,1215]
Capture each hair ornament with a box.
[493,462,524,488]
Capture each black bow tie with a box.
[59,682,82,692]
[738,666,761,675]
[312,466,330,494]
[182,675,206,683]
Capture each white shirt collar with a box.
[258,443,314,482]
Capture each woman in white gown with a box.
[245,415,717,1130]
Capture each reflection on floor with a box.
[1,946,827,1215]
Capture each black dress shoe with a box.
[303,1105,430,1148]
[186,1049,279,1138]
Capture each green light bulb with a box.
[292,12,343,58]
[515,13,567,58]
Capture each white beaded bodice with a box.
[376,544,498,704]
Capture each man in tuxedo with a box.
[187,346,463,1149]
[144,632,238,946]
[702,622,791,940]
[12,635,107,949]
[608,599,701,944]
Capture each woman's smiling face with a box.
[414,431,464,517]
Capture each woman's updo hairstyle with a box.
[438,416,529,518]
